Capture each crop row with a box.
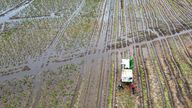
[111,0,192,107]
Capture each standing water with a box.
[0,0,33,24]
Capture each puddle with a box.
[0,0,33,24]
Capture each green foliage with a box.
[108,63,114,108]
[130,57,134,70]
[0,77,32,108]
[2,29,15,41]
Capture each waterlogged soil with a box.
[0,0,192,108]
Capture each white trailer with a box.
[121,59,133,83]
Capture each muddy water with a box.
[0,23,4,32]
[0,52,81,82]
[0,0,85,82]
[7,13,64,23]
[0,0,33,24]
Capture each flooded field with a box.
[0,0,192,108]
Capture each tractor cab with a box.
[121,59,133,83]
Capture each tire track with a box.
[150,42,175,108]
[155,40,189,108]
